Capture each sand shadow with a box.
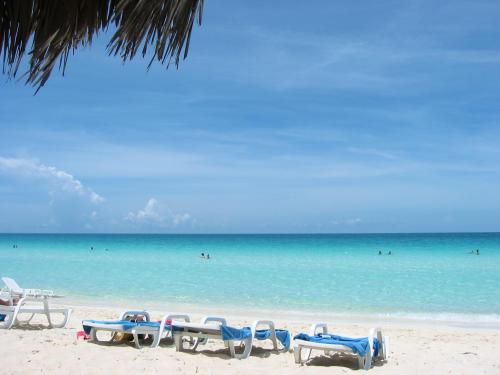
[305,353,361,370]
[9,323,59,331]
[171,342,282,360]
[87,333,172,349]
[305,353,387,370]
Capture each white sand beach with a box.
[1,304,499,375]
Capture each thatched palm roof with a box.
[0,0,204,91]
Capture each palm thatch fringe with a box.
[0,0,203,91]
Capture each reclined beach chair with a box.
[171,316,290,359]
[0,277,72,329]
[2,277,57,300]
[293,323,388,370]
[82,310,190,349]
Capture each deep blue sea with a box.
[1,233,499,322]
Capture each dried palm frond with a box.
[0,0,203,91]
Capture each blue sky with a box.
[1,0,500,233]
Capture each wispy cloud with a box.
[0,157,104,204]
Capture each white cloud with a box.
[173,213,191,225]
[0,157,104,204]
[125,198,163,223]
[125,198,191,227]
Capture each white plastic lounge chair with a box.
[293,323,389,370]
[2,277,58,299]
[82,311,190,349]
[0,277,72,329]
[172,317,289,359]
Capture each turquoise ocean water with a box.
[1,233,499,322]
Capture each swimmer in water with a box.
[201,252,205,258]
[388,251,392,255]
[378,250,382,255]
[207,253,210,260]
[476,249,480,255]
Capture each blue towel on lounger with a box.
[82,320,160,335]
[255,329,291,349]
[0,314,5,322]
[220,326,290,349]
[294,333,379,357]
[220,325,252,341]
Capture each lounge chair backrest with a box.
[2,277,22,293]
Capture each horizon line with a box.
[1,231,499,236]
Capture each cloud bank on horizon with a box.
[1,0,500,233]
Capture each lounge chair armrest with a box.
[309,323,328,335]
[164,314,191,323]
[119,310,151,322]
[201,316,227,326]
[251,320,275,336]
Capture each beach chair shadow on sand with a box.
[305,352,363,369]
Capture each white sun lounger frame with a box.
[293,323,389,370]
[2,277,58,299]
[0,278,72,329]
[172,317,283,359]
[85,310,191,349]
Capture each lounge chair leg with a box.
[359,352,372,370]
[90,328,99,343]
[358,355,365,370]
[63,309,72,328]
[271,334,278,351]
[305,347,313,361]
[234,337,252,359]
[191,338,200,350]
[49,309,72,329]
[0,311,17,330]
[43,298,53,328]
[381,335,389,360]
[294,345,302,364]
[151,333,161,348]
[228,341,236,358]
[174,334,183,352]
[132,333,141,349]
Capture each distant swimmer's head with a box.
[378,251,382,255]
